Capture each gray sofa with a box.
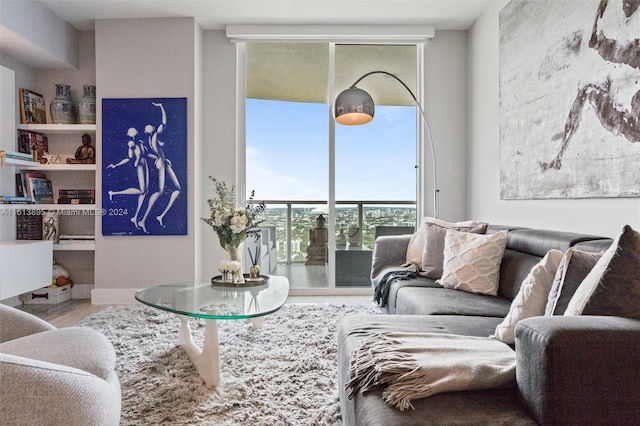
[0,304,121,425]
[338,225,640,425]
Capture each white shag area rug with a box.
[80,303,380,425]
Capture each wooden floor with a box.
[17,299,110,328]
[17,295,375,328]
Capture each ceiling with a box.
[38,0,495,31]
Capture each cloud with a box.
[246,146,326,200]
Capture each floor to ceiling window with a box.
[245,42,418,291]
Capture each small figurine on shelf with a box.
[66,133,95,164]
[43,152,61,164]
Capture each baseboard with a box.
[91,288,139,305]
[71,284,93,299]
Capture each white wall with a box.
[35,32,96,121]
[424,30,468,222]
[0,0,78,68]
[467,0,640,238]
[200,31,239,280]
[93,18,198,303]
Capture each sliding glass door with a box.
[334,44,417,287]
[245,42,417,290]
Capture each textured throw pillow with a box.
[437,229,508,296]
[544,248,603,316]
[565,225,640,318]
[491,249,564,344]
[420,219,489,279]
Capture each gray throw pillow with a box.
[565,225,640,318]
[544,248,602,316]
[421,221,488,279]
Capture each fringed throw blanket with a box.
[373,269,417,307]
[346,332,516,411]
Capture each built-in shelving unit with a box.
[8,123,97,299]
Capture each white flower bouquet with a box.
[202,176,265,251]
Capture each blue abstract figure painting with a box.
[102,98,187,235]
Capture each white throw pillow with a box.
[437,229,509,296]
[491,249,564,344]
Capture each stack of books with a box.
[0,195,34,204]
[58,189,95,204]
[58,234,95,245]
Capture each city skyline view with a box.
[260,205,416,262]
[246,98,417,202]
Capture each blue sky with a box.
[246,99,416,201]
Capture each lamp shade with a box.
[334,87,375,125]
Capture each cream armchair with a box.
[0,304,121,425]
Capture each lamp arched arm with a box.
[348,71,439,218]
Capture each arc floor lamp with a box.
[334,70,439,219]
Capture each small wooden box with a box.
[24,284,71,304]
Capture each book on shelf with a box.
[57,197,94,204]
[16,211,43,240]
[0,195,34,204]
[17,129,30,154]
[2,150,34,163]
[58,234,95,245]
[57,239,95,245]
[19,88,47,124]
[29,177,54,204]
[15,173,24,197]
[59,234,95,240]
[17,130,48,161]
[17,171,47,201]
[59,189,96,199]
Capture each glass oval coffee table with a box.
[135,275,289,387]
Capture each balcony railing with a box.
[247,200,416,264]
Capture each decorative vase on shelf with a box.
[78,84,96,124]
[50,84,76,124]
[42,211,59,243]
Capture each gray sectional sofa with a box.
[338,225,640,425]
